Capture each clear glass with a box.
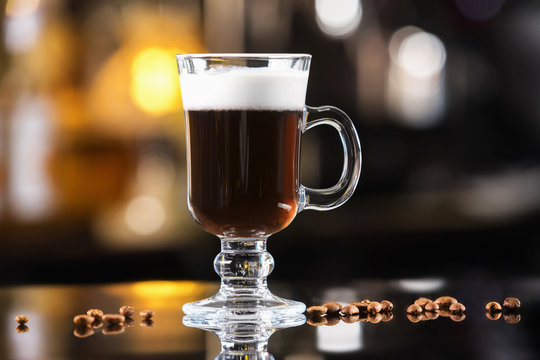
[177,54,362,322]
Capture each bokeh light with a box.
[125,195,166,235]
[315,0,362,38]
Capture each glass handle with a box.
[299,105,362,212]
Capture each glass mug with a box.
[177,54,361,320]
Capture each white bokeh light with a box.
[315,0,362,38]
[125,195,166,235]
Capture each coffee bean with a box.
[341,304,360,316]
[119,306,135,317]
[435,296,457,308]
[407,304,422,314]
[503,313,521,324]
[485,311,502,320]
[380,300,393,312]
[503,297,520,311]
[73,315,95,328]
[306,306,327,316]
[414,297,432,309]
[15,315,28,325]
[424,302,439,312]
[367,302,382,314]
[102,314,125,326]
[449,303,466,314]
[485,301,502,312]
[140,309,155,319]
[450,313,466,322]
[86,309,103,321]
[125,317,135,327]
[92,319,103,329]
[350,300,370,312]
[323,302,342,314]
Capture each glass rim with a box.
[176,53,312,60]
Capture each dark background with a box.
[1,0,540,284]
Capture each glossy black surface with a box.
[0,278,538,359]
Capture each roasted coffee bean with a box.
[102,324,125,335]
[86,309,103,321]
[323,302,342,314]
[368,313,382,323]
[73,315,95,328]
[306,306,327,316]
[140,319,155,327]
[381,312,394,322]
[435,296,458,308]
[125,317,135,327]
[326,314,340,326]
[102,314,125,326]
[15,315,28,325]
[341,304,360,316]
[486,311,502,320]
[92,319,103,329]
[424,302,439,312]
[503,297,521,311]
[350,300,370,312]
[485,301,502,312]
[449,303,466,313]
[16,325,29,334]
[307,316,328,326]
[450,313,466,322]
[73,326,94,338]
[407,313,423,323]
[340,314,360,324]
[424,311,439,320]
[414,297,432,309]
[503,313,521,324]
[407,304,422,314]
[120,306,135,317]
[367,301,382,314]
[380,300,393,312]
[140,310,155,319]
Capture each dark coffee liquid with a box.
[186,110,302,238]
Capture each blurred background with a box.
[1,0,540,284]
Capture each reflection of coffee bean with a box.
[326,314,340,326]
[503,298,520,311]
[103,324,125,335]
[323,302,342,314]
[340,314,359,324]
[307,316,327,326]
[140,319,155,328]
[485,301,502,312]
[381,312,394,322]
[407,313,423,323]
[450,313,466,322]
[306,306,327,317]
[435,296,457,308]
[485,311,502,320]
[424,311,439,320]
[449,303,466,314]
[125,317,135,327]
[503,313,521,324]
[407,304,422,314]
[368,313,382,323]
[16,325,29,334]
[425,302,439,312]
[438,309,452,317]
[73,326,94,338]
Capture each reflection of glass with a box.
[183,314,305,359]
[177,54,362,321]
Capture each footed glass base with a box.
[183,237,305,322]
[183,290,306,321]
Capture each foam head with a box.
[179,67,309,111]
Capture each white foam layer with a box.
[179,68,308,111]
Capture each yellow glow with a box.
[6,0,39,17]
[130,47,180,116]
[132,281,203,298]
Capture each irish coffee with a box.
[186,109,302,237]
